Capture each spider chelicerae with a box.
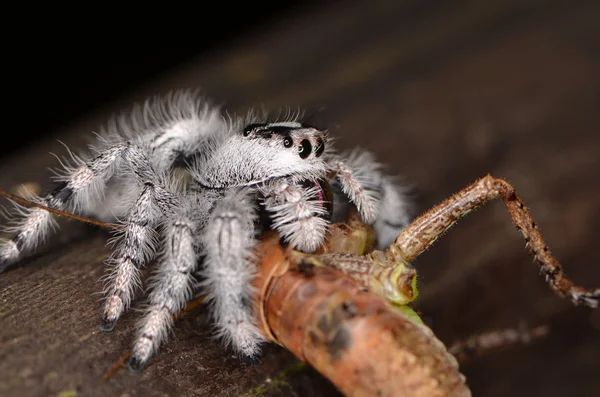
[0,90,411,371]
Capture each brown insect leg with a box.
[390,174,599,308]
[0,188,122,231]
[447,324,549,363]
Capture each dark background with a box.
[1,1,599,397]
[2,1,319,157]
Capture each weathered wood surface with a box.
[1,1,599,396]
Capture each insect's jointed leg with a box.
[202,188,265,358]
[389,174,600,308]
[129,193,200,371]
[447,324,549,363]
[260,179,330,253]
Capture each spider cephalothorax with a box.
[0,90,412,371]
[194,121,330,188]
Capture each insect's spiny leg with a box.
[494,178,600,308]
[390,175,498,262]
[448,324,549,363]
[0,189,122,230]
[389,174,599,308]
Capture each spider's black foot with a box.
[99,317,117,332]
[578,290,600,309]
[240,351,264,367]
[128,356,147,373]
[0,256,15,274]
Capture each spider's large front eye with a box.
[298,139,312,159]
[283,136,293,148]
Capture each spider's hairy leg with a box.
[372,176,412,250]
[0,145,130,272]
[129,191,203,371]
[389,174,600,308]
[100,179,177,332]
[202,188,265,360]
[260,178,330,253]
[329,149,412,250]
[329,149,383,226]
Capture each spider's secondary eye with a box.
[283,136,293,148]
[243,123,264,137]
[298,139,312,159]
[315,138,325,157]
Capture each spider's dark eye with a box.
[298,139,312,159]
[243,123,263,137]
[315,138,325,157]
[283,136,293,148]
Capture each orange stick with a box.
[254,234,471,397]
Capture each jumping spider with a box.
[0,90,411,371]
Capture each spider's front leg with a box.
[260,178,330,253]
[201,188,265,359]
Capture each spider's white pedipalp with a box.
[260,178,330,253]
[201,188,265,360]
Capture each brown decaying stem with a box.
[392,174,599,308]
[254,233,471,397]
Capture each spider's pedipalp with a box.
[260,178,330,253]
[202,188,265,358]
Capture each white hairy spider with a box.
[0,90,411,371]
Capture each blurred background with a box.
[1,1,599,396]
